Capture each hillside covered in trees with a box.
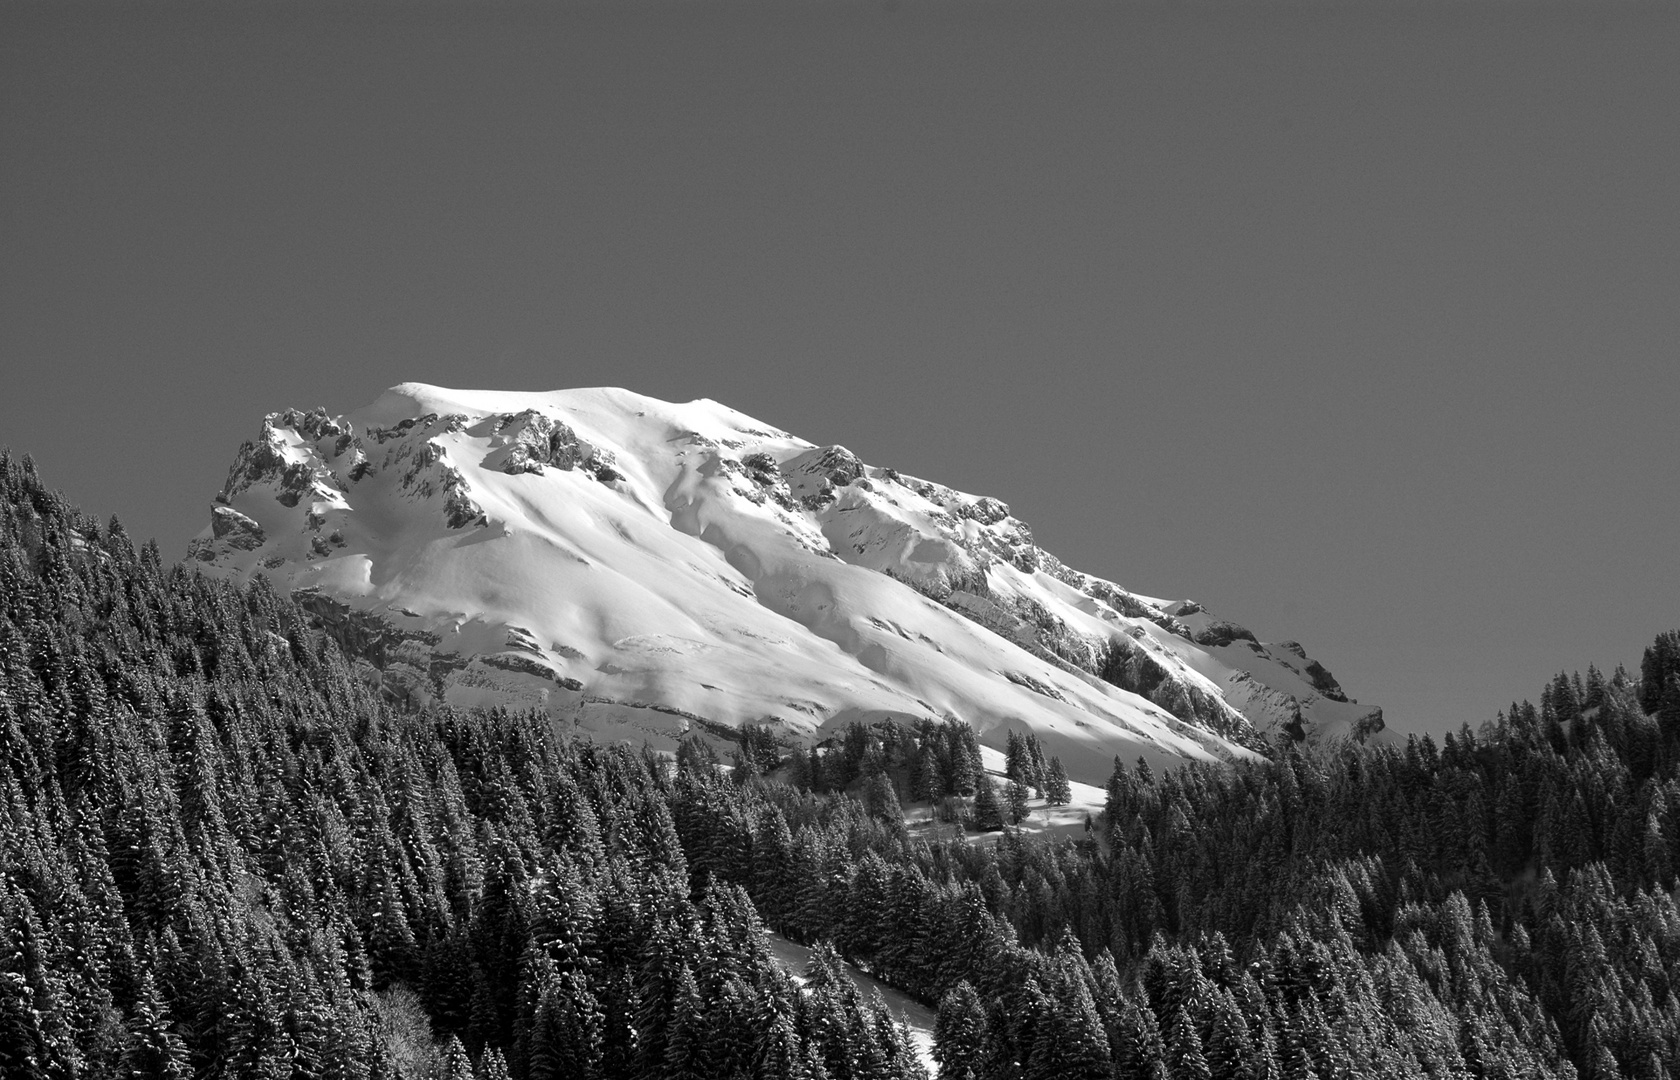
[4,448,1680,1080]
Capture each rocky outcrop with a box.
[294,589,438,669]
[219,413,358,507]
[791,445,865,488]
[1301,659,1349,702]
[1002,670,1069,702]
[1099,635,1262,748]
[219,428,289,502]
[210,505,265,550]
[484,410,621,482]
[955,496,1010,526]
[1354,707,1385,738]
[493,410,586,474]
[480,651,584,692]
[278,406,348,443]
[741,452,780,486]
[439,467,485,529]
[391,438,485,529]
[783,445,869,511]
[1194,620,1260,648]
[1083,579,1192,638]
[1275,641,1351,703]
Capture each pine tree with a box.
[980,996,1024,1080]
[1282,1044,1318,1080]
[0,967,52,1080]
[441,1034,475,1080]
[477,1045,511,1080]
[972,776,1005,832]
[1203,990,1252,1080]
[933,982,986,1080]
[1005,731,1026,785]
[1111,999,1169,1080]
[1164,1005,1212,1080]
[865,771,904,824]
[1028,976,1109,1080]
[1044,758,1072,806]
[1640,631,1680,714]
[1005,780,1032,826]
[1661,674,1680,738]
[1025,735,1048,796]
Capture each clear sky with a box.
[3,0,1677,736]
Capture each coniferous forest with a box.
[6,447,1680,1080]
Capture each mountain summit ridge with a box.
[189,383,1381,781]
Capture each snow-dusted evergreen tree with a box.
[933,982,986,1080]
[1044,757,1072,806]
[972,775,1006,832]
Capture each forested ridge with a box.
[5,448,1680,1080]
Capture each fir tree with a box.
[1005,780,1032,826]
[933,982,986,1080]
[1044,758,1072,806]
[972,776,1005,832]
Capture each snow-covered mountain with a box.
[188,384,1381,782]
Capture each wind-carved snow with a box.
[189,383,1382,783]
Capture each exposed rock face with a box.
[188,384,1384,778]
[804,445,866,486]
[741,452,779,486]
[435,467,485,529]
[210,505,265,550]
[486,409,624,483]
[1353,707,1385,738]
[785,445,867,510]
[1274,641,1351,703]
[1166,607,1378,742]
[221,412,357,508]
[295,589,437,669]
[1098,633,1254,745]
[1194,620,1260,648]
[492,410,586,474]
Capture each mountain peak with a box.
[189,385,1381,781]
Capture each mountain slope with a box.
[188,383,1380,781]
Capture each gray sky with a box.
[3,0,1677,735]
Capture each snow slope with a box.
[188,384,1381,783]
